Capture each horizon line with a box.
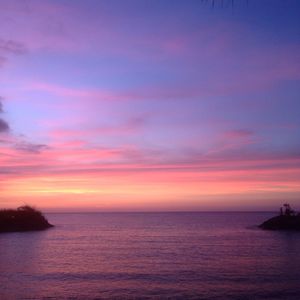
[44,210,279,214]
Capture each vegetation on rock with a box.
[0,205,53,233]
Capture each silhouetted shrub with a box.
[0,206,53,233]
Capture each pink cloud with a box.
[224,129,254,139]
[48,116,146,141]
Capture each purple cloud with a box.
[0,38,27,68]
[0,99,10,133]
[0,38,27,55]
[0,100,49,153]
[0,98,3,113]
[0,118,9,133]
[14,142,49,153]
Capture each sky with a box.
[0,0,299,211]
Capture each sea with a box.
[1,212,300,300]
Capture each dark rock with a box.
[0,205,53,233]
[259,215,300,231]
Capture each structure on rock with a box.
[259,204,300,231]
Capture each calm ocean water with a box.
[1,212,300,299]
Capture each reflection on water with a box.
[1,212,300,299]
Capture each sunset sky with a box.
[0,0,299,211]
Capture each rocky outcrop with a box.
[0,205,53,233]
[259,214,300,231]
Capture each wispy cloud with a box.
[0,100,48,153]
[14,141,49,153]
[0,97,4,113]
[223,129,254,139]
[0,38,27,55]
[0,119,9,133]
[0,38,27,68]
[0,98,10,133]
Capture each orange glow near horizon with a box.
[2,160,300,211]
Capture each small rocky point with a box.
[0,205,53,233]
[259,203,300,231]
